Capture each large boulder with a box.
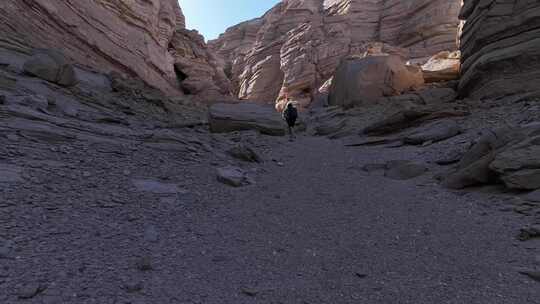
[23,49,78,86]
[443,126,540,190]
[208,103,286,136]
[328,56,424,109]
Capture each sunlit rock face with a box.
[210,0,462,109]
[0,0,230,99]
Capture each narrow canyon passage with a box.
[2,131,538,303]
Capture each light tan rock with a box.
[328,56,424,108]
[422,51,461,83]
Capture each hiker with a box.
[282,102,298,140]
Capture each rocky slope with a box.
[459,0,540,100]
[0,0,230,99]
[209,0,462,109]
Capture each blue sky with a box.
[179,0,281,41]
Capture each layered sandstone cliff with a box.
[210,0,462,109]
[0,0,230,99]
[459,0,540,100]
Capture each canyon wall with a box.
[459,0,540,100]
[210,0,462,110]
[0,0,230,99]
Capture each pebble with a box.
[0,242,11,259]
[123,281,143,293]
[136,255,153,271]
[17,283,46,299]
[144,225,159,243]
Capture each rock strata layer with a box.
[0,0,230,99]
[459,0,540,100]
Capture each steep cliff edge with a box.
[459,0,540,100]
[0,0,230,99]
[209,0,462,109]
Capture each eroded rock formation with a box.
[459,0,540,100]
[210,0,462,109]
[0,0,230,99]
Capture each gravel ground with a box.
[1,124,539,303]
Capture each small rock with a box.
[136,255,153,271]
[517,268,540,282]
[519,225,540,241]
[217,166,253,187]
[436,150,464,166]
[227,144,262,163]
[241,288,258,297]
[123,281,143,293]
[144,225,159,243]
[17,283,46,299]
[355,272,368,278]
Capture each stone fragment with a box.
[17,283,46,299]
[227,144,262,163]
[209,103,286,136]
[519,225,540,241]
[517,268,540,282]
[217,166,253,187]
[23,49,78,86]
[144,225,159,243]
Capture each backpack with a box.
[285,107,298,126]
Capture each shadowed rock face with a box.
[0,0,230,99]
[209,0,462,109]
[459,0,540,100]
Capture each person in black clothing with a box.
[282,102,298,141]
